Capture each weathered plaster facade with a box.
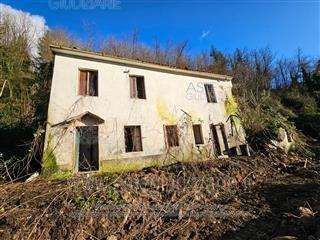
[44,46,247,173]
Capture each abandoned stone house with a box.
[44,45,248,173]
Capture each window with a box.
[124,126,143,152]
[204,84,217,103]
[193,124,204,145]
[164,125,179,147]
[130,76,146,99]
[78,69,98,96]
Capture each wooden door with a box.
[219,124,229,155]
[210,124,222,156]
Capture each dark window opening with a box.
[240,144,250,156]
[124,126,143,152]
[130,76,146,99]
[165,125,179,148]
[78,69,98,96]
[204,84,217,103]
[228,147,238,156]
[193,124,204,145]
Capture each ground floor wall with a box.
[43,113,247,173]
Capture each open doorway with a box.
[218,124,229,155]
[210,124,229,156]
[76,126,99,172]
[210,124,222,155]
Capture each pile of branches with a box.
[0,127,44,183]
[2,153,317,239]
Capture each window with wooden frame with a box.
[193,124,204,145]
[204,84,217,103]
[124,126,143,152]
[129,75,146,99]
[164,125,179,148]
[78,69,98,96]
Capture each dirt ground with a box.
[0,153,319,240]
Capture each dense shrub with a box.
[280,89,318,115]
[294,113,320,140]
[239,92,294,148]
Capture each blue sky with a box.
[2,0,319,58]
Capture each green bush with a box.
[239,92,297,149]
[42,138,58,176]
[294,113,320,140]
[280,90,318,115]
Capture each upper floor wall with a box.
[48,49,234,127]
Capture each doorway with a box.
[210,124,229,156]
[218,124,229,155]
[77,126,99,172]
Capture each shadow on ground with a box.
[221,171,320,240]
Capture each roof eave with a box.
[51,111,105,127]
[50,45,233,81]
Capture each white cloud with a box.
[200,30,211,40]
[0,3,48,56]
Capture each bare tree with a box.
[173,40,188,69]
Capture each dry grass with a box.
[0,153,319,239]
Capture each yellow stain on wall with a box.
[225,94,240,126]
[225,95,237,115]
[156,98,177,124]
